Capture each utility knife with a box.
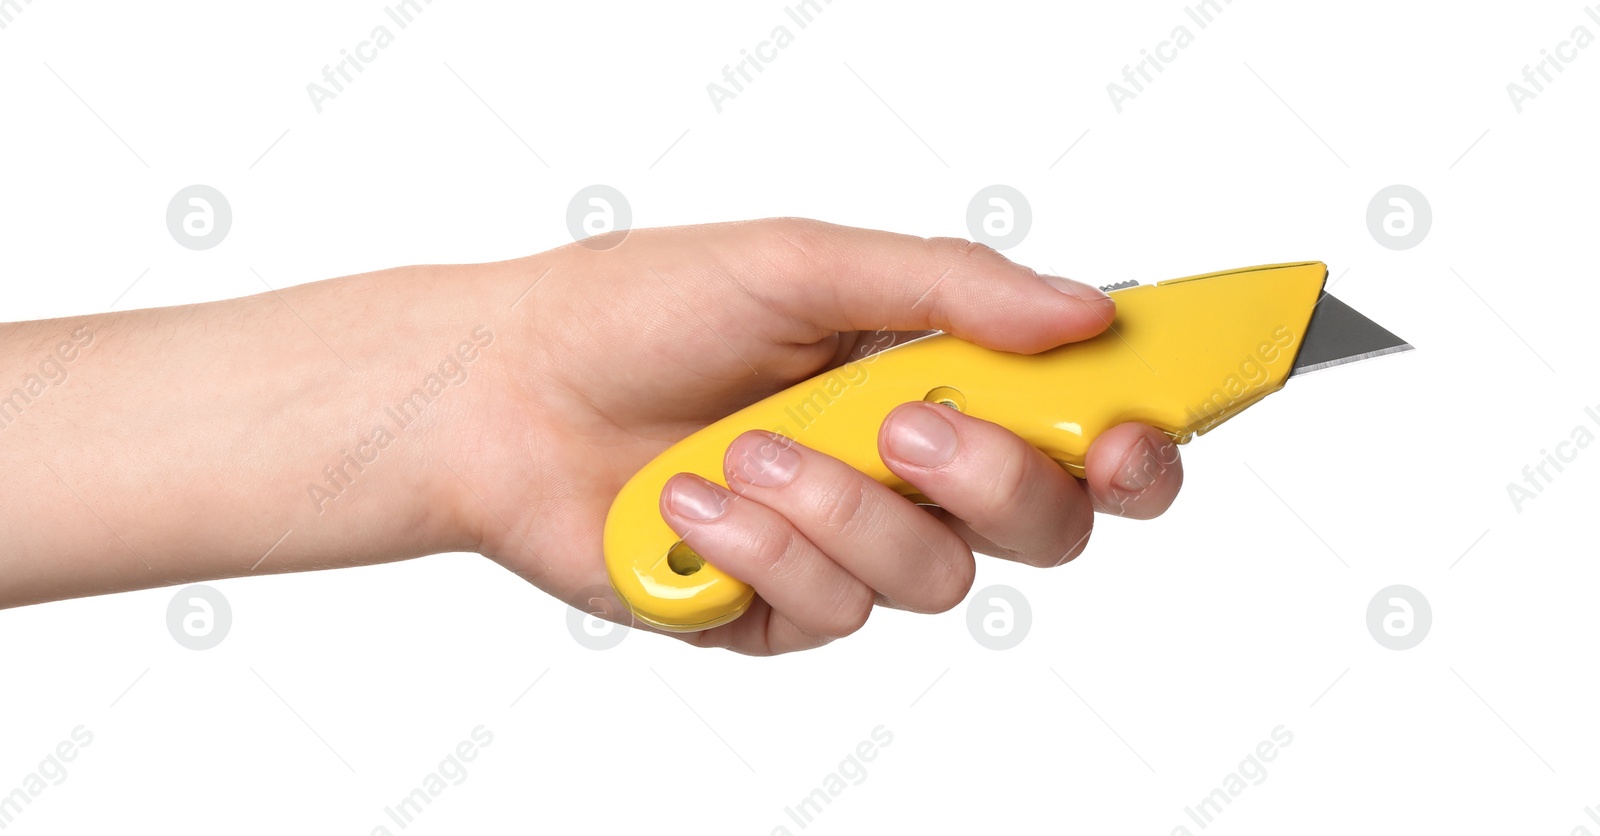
[602,261,1411,632]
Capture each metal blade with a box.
[1292,292,1412,376]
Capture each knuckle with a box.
[978,453,1032,527]
[763,216,828,236]
[741,520,800,578]
[814,475,877,538]
[757,217,831,269]
[927,236,1003,269]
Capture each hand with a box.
[456,219,1184,654]
[0,219,1182,657]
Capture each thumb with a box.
[723,218,1114,354]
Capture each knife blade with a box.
[1293,292,1413,375]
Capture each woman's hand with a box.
[0,219,1181,656]
[452,220,1183,654]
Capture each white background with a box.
[2,1,1597,834]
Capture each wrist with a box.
[0,264,502,606]
[283,263,505,562]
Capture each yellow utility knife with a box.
[603,261,1411,632]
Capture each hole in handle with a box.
[667,540,705,576]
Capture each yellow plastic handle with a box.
[603,262,1328,631]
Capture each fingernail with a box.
[886,405,959,468]
[1111,438,1164,492]
[668,475,731,521]
[1042,275,1112,306]
[727,432,801,488]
